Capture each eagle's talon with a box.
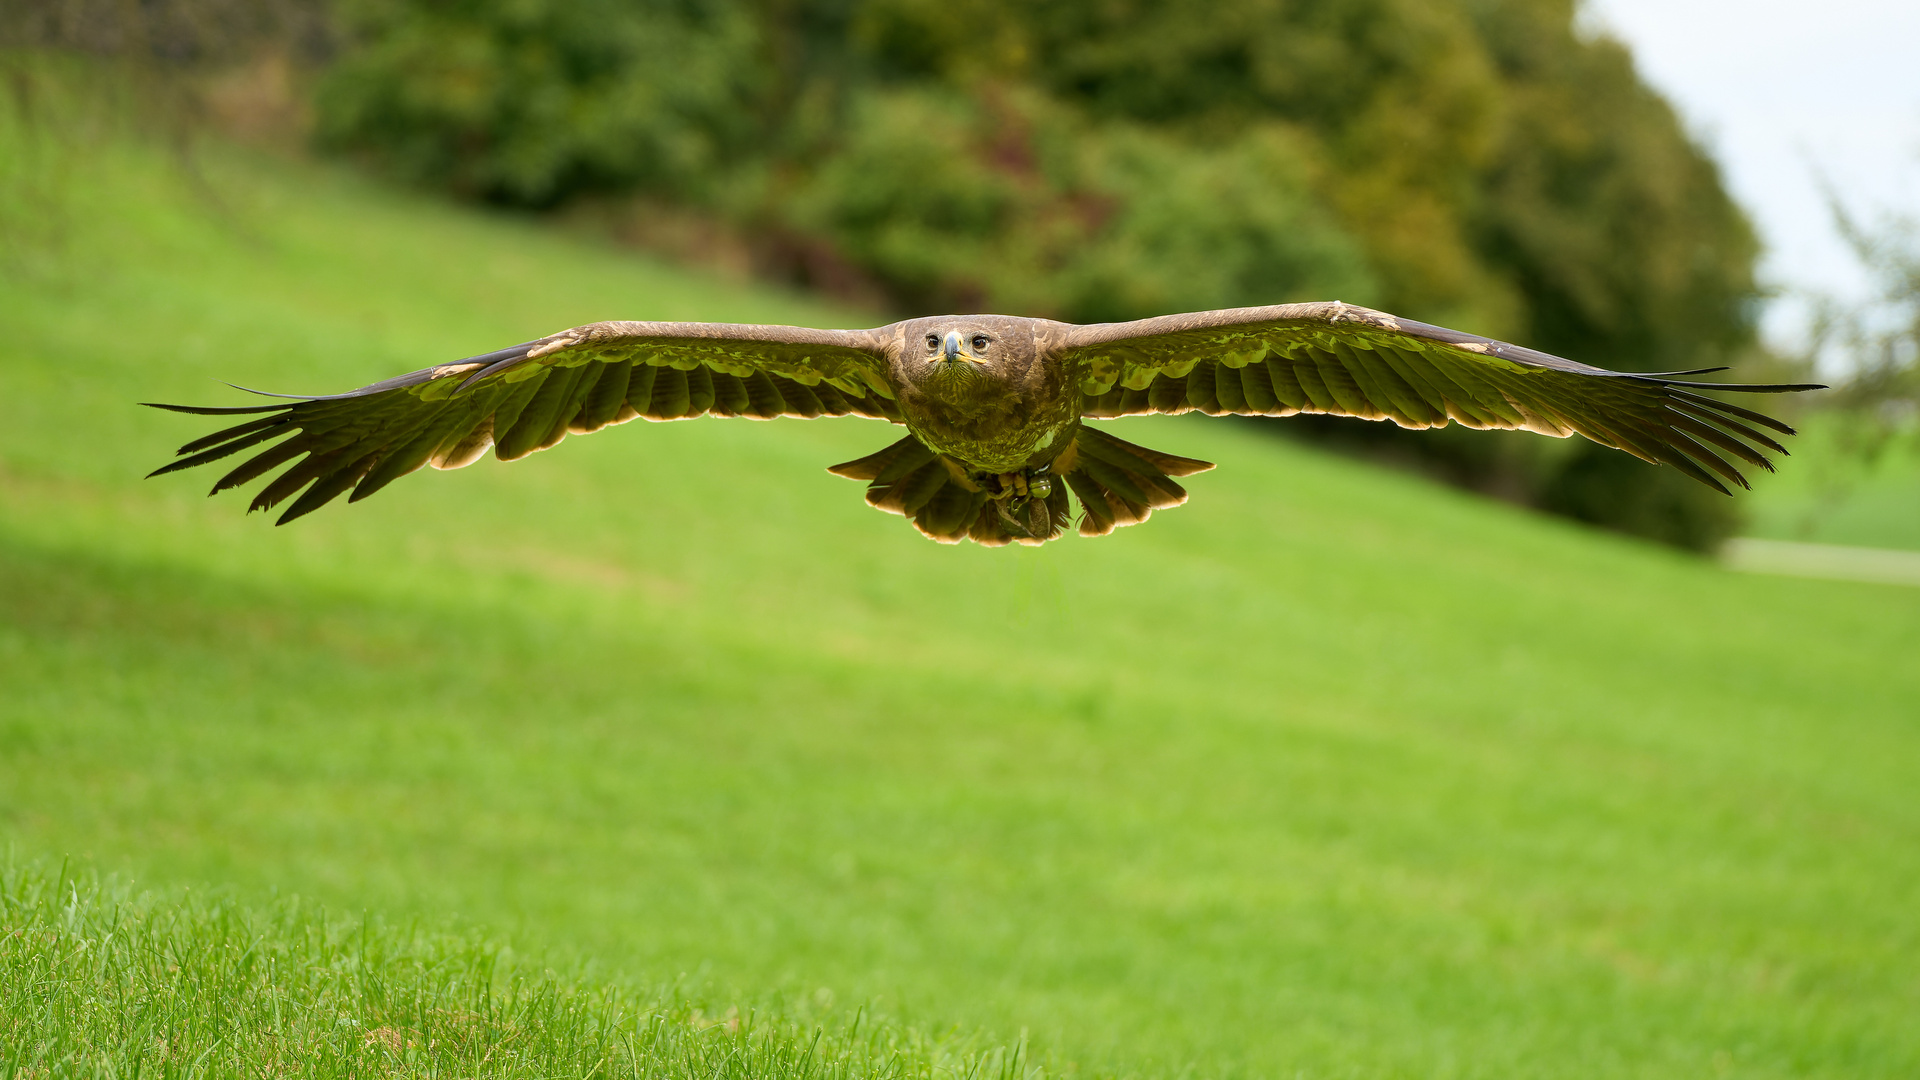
[978,468,1050,504]
[997,498,1036,537]
[1026,497,1049,537]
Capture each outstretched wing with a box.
[148,320,898,524]
[1063,302,1823,493]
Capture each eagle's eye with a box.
[926,334,939,349]
[972,335,990,351]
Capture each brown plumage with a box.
[147,302,1822,545]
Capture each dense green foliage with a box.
[315,2,1380,322]
[317,0,1760,360]
[3,88,1918,1077]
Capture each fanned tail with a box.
[828,435,1068,546]
[827,426,1212,545]
[1054,426,1213,537]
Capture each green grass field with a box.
[3,96,1919,1077]
[1743,426,1920,551]
[4,862,1012,1079]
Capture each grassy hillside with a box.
[4,862,997,1079]
[3,103,1919,1077]
[1743,426,1920,551]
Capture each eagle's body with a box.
[150,302,1821,545]
[891,315,1091,481]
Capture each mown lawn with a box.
[1743,425,1920,551]
[3,862,1006,1079]
[3,95,1918,1077]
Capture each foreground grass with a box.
[3,73,1919,1077]
[0,861,1021,1079]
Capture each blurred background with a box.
[6,0,1920,547]
[1,0,1917,1076]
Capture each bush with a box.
[316,0,762,206]
[786,89,1377,319]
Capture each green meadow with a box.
[1743,425,1920,551]
[3,106,1918,1077]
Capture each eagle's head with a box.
[892,315,1038,402]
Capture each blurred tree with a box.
[0,0,330,63]
[1,0,332,269]
[316,0,763,205]
[1807,197,1920,464]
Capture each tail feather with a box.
[827,436,932,481]
[829,427,1212,546]
[1057,427,1211,537]
[1073,426,1214,478]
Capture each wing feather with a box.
[1216,364,1250,413]
[147,421,292,477]
[685,364,716,416]
[1668,398,1787,456]
[1262,356,1310,412]
[1195,361,1229,413]
[711,371,751,416]
[574,361,633,432]
[1065,301,1821,491]
[1237,358,1279,412]
[625,363,659,416]
[1336,342,1428,427]
[174,413,294,455]
[649,366,692,419]
[352,404,477,501]
[1287,353,1341,414]
[148,321,896,522]
[1661,409,1774,472]
[496,362,588,461]
[746,370,794,418]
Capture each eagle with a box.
[148,302,1821,546]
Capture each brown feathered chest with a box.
[895,360,1080,474]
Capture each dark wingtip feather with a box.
[455,344,539,392]
[222,383,323,400]
[275,470,361,525]
[142,401,290,416]
[209,440,305,495]
[150,424,292,479]
[1669,390,1803,436]
[1667,398,1791,456]
[176,415,289,455]
[1672,458,1736,496]
[1651,379,1829,393]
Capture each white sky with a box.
[1580,0,1920,351]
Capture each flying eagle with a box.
[149,303,1821,545]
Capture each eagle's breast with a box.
[900,374,1081,473]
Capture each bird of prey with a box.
[149,302,1821,546]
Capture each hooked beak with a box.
[938,331,981,364]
